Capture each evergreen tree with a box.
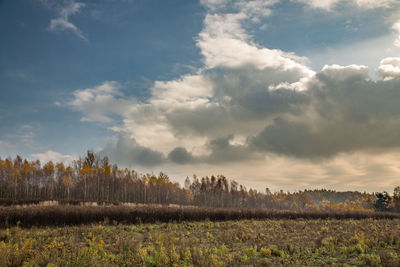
[374,191,392,212]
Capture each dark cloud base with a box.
[102,64,400,166]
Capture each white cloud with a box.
[66,0,400,162]
[354,0,395,9]
[320,64,370,80]
[47,1,87,41]
[293,0,396,10]
[31,150,76,164]
[70,0,314,160]
[200,0,230,11]
[121,0,314,156]
[377,57,400,80]
[63,0,400,191]
[151,75,214,106]
[392,20,400,48]
[69,81,134,123]
[294,0,340,10]
[197,2,313,76]
[304,33,400,75]
[72,59,400,165]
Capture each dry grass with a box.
[1,204,400,228]
[1,219,399,266]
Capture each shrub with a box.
[1,205,399,228]
[260,247,271,257]
[243,246,257,258]
[361,253,381,266]
[269,245,284,257]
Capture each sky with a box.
[2,0,400,192]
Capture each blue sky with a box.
[2,0,400,191]
[0,0,204,155]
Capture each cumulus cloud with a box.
[197,6,313,74]
[252,63,400,158]
[94,58,400,166]
[45,0,87,41]
[66,0,400,170]
[69,81,134,123]
[52,0,400,192]
[377,57,400,80]
[65,0,315,167]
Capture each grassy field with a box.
[1,218,400,266]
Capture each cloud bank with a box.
[65,0,400,191]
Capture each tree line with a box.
[0,151,398,212]
[0,152,189,205]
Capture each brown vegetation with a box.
[1,205,400,228]
[1,219,400,266]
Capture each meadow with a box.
[1,218,399,266]
[1,155,400,266]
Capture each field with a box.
[1,218,400,266]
